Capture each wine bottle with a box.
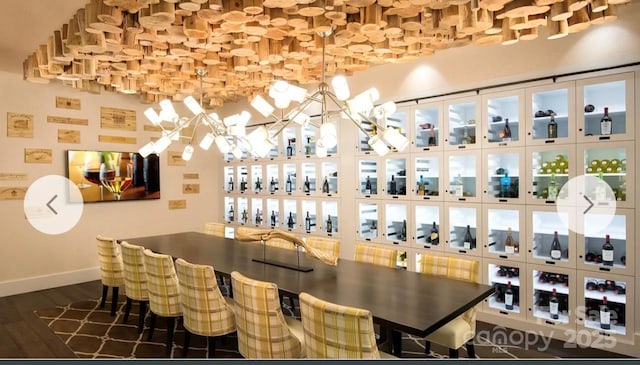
[500,172,510,198]
[269,177,277,192]
[547,173,558,201]
[451,173,464,197]
[132,153,145,187]
[505,281,514,311]
[240,177,247,192]
[270,210,276,227]
[255,208,262,224]
[305,137,312,155]
[428,221,439,245]
[255,177,262,192]
[417,175,425,196]
[585,280,597,291]
[305,211,311,231]
[326,214,332,233]
[287,212,295,229]
[143,154,160,192]
[400,219,407,241]
[322,176,330,193]
[370,220,377,238]
[462,128,471,144]
[600,107,612,136]
[303,176,310,193]
[241,208,248,224]
[504,227,515,254]
[550,231,562,260]
[285,174,293,193]
[463,224,473,250]
[228,204,234,221]
[286,139,293,157]
[428,123,436,146]
[228,176,234,191]
[364,175,372,194]
[389,174,397,195]
[602,234,614,266]
[600,296,611,330]
[547,114,558,139]
[549,288,559,320]
[502,118,512,139]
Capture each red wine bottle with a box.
[600,296,611,330]
[602,234,614,266]
[550,231,562,260]
[549,288,559,320]
[505,281,514,311]
[600,107,612,135]
[547,114,558,139]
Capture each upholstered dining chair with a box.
[119,241,149,333]
[175,258,236,358]
[353,243,397,269]
[298,292,395,359]
[95,235,124,316]
[203,222,226,237]
[420,254,479,358]
[305,237,340,263]
[230,271,304,358]
[143,249,182,357]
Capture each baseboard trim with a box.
[0,267,100,297]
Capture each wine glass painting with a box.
[67,150,160,203]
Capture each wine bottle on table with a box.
[600,107,612,136]
[305,211,311,231]
[549,288,559,320]
[463,225,473,250]
[504,227,515,254]
[505,281,514,311]
[550,231,562,260]
[287,212,295,229]
[326,215,332,233]
[600,296,611,330]
[364,176,372,195]
[428,221,439,245]
[547,114,558,139]
[602,234,614,266]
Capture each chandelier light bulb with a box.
[139,141,155,158]
[368,135,390,156]
[231,145,243,159]
[238,111,251,126]
[251,95,275,117]
[331,75,350,101]
[144,107,162,126]
[383,127,409,152]
[199,132,215,150]
[274,95,291,109]
[287,84,307,103]
[182,145,194,161]
[316,140,328,158]
[215,135,232,153]
[320,123,338,149]
[184,95,204,115]
[153,135,172,154]
[373,101,397,120]
[159,99,177,121]
[292,112,310,126]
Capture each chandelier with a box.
[246,28,409,158]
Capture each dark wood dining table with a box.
[124,231,494,356]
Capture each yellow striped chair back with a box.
[419,254,449,277]
[143,249,182,317]
[230,271,303,358]
[306,237,340,262]
[119,241,148,301]
[96,235,124,287]
[354,243,397,269]
[204,222,225,237]
[299,292,380,359]
[175,258,236,337]
[266,237,296,250]
[447,257,479,283]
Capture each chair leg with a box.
[137,301,147,333]
[449,348,459,358]
[110,287,119,316]
[465,340,476,358]
[182,329,191,357]
[207,336,216,358]
[147,312,157,341]
[100,285,108,308]
[424,340,431,355]
[123,298,133,323]
[166,317,176,357]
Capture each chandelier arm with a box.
[284,89,322,122]
[324,92,374,135]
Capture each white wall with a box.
[0,72,220,297]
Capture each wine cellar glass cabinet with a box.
[220,70,638,351]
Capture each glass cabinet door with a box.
[282,163,297,196]
[237,165,248,194]
[224,165,235,193]
[283,199,298,231]
[358,200,380,242]
[527,206,576,268]
[356,118,377,155]
[357,158,379,198]
[579,141,634,209]
[483,148,525,204]
[412,101,443,152]
[224,196,235,223]
[301,124,317,158]
[484,260,527,319]
[250,197,264,226]
[483,205,524,261]
[321,200,339,237]
[266,198,280,228]
[482,89,525,148]
[413,203,443,251]
[525,81,575,145]
[412,155,442,200]
[528,264,575,329]
[577,72,634,143]
[238,197,249,225]
[444,203,480,256]
[266,164,279,195]
[384,108,410,154]
[282,126,297,159]
[526,146,575,205]
[300,162,318,196]
[250,165,263,194]
[384,156,408,199]
[266,129,279,160]
[320,160,339,196]
[444,150,481,203]
[444,96,480,151]
[301,199,317,233]
[383,203,408,246]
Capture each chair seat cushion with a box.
[425,316,473,350]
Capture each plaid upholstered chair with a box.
[298,292,395,359]
[175,258,236,358]
[230,271,304,358]
[119,241,149,333]
[421,255,479,358]
[203,222,225,237]
[305,237,340,263]
[143,249,182,357]
[353,243,397,268]
[95,235,125,316]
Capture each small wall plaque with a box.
[24,148,53,163]
[56,96,81,110]
[100,107,137,131]
[0,187,27,200]
[47,115,89,126]
[182,184,200,194]
[167,151,186,166]
[183,173,199,180]
[168,200,187,210]
[0,173,28,181]
[143,125,163,132]
[98,135,137,144]
[7,112,34,138]
[58,129,80,144]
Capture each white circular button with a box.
[556,174,617,235]
[24,175,84,235]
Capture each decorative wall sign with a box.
[0,187,27,200]
[98,135,137,144]
[47,115,89,126]
[0,173,28,181]
[168,200,187,210]
[143,125,163,132]
[100,107,137,131]
[24,148,53,163]
[167,151,186,166]
[7,112,34,138]
[183,173,199,180]
[182,184,200,194]
[58,129,80,144]
[56,96,81,110]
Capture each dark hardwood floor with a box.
[0,280,631,359]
